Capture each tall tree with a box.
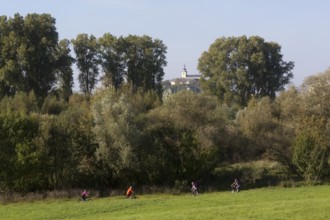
[98,33,125,90]
[123,35,167,96]
[72,34,99,95]
[23,13,59,99]
[198,36,294,107]
[55,39,75,101]
[0,13,59,100]
[0,14,26,97]
[0,15,15,96]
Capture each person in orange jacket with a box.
[126,186,135,199]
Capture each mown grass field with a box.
[1,185,330,220]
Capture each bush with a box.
[212,160,286,190]
[173,180,188,194]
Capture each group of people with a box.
[191,178,240,195]
[81,186,135,201]
[81,178,241,201]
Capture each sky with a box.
[1,0,330,89]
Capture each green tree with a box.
[34,115,72,189]
[292,116,330,183]
[72,34,99,95]
[98,33,125,90]
[236,97,296,172]
[123,35,167,96]
[273,86,304,175]
[0,14,25,97]
[22,13,59,99]
[0,13,59,100]
[92,88,148,186]
[275,85,302,122]
[64,94,98,188]
[54,39,75,101]
[0,91,39,114]
[198,36,294,107]
[0,111,46,192]
[288,69,330,183]
[145,91,230,184]
[300,68,330,118]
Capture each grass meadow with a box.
[0,185,330,220]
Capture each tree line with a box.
[1,13,329,193]
[0,13,167,102]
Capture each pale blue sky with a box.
[1,0,330,88]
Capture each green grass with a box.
[1,185,330,220]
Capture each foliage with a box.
[98,33,125,90]
[275,85,303,122]
[91,88,159,187]
[0,111,45,191]
[41,95,68,115]
[0,92,98,191]
[292,116,330,184]
[54,39,75,101]
[300,68,330,118]
[63,94,98,188]
[145,91,231,184]
[198,35,294,107]
[284,69,330,183]
[96,34,168,98]
[236,96,298,176]
[122,35,167,97]
[2,12,330,193]
[0,91,39,114]
[72,34,100,95]
[213,160,286,189]
[0,13,59,100]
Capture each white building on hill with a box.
[181,65,201,79]
[170,65,201,86]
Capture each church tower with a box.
[181,65,187,78]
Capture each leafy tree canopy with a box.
[0,13,59,100]
[198,36,294,107]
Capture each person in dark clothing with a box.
[231,179,240,192]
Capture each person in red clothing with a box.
[126,186,135,199]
